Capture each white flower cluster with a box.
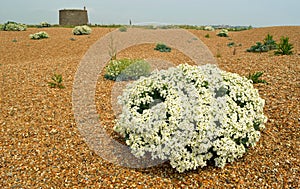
[72,25,92,35]
[29,31,49,40]
[114,64,267,172]
[39,22,51,27]
[3,22,27,31]
[217,29,229,37]
[204,26,215,31]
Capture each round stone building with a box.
[59,7,89,26]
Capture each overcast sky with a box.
[0,0,299,27]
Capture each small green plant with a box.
[72,25,92,35]
[217,29,229,37]
[247,42,269,53]
[263,34,277,50]
[2,21,27,31]
[204,34,210,38]
[247,72,267,84]
[274,36,293,55]
[69,37,76,41]
[105,59,151,81]
[154,43,171,52]
[12,39,17,42]
[119,26,127,32]
[247,34,277,53]
[48,74,65,88]
[29,31,49,40]
[227,42,235,47]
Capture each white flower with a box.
[113,64,267,172]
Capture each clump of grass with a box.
[154,43,171,52]
[12,39,17,42]
[205,34,210,38]
[48,74,65,89]
[274,36,293,55]
[247,72,267,84]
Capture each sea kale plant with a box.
[72,25,92,35]
[204,26,215,31]
[114,64,267,173]
[2,21,27,31]
[29,31,49,40]
[104,59,151,81]
[247,42,269,53]
[38,22,51,28]
[154,43,171,52]
[119,26,127,32]
[217,29,229,37]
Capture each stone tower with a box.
[59,8,89,26]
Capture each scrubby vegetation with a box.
[119,26,127,32]
[247,34,278,53]
[37,22,51,28]
[154,43,171,52]
[1,21,27,31]
[217,29,229,37]
[263,34,277,50]
[72,25,92,35]
[275,36,293,55]
[104,59,151,81]
[29,31,49,40]
[114,64,267,173]
[204,26,215,31]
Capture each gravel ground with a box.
[0,26,299,188]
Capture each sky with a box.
[0,0,299,27]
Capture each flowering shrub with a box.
[114,64,267,172]
[217,29,229,37]
[204,26,215,31]
[72,25,92,35]
[29,31,49,40]
[38,22,51,28]
[104,59,151,81]
[2,21,27,31]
